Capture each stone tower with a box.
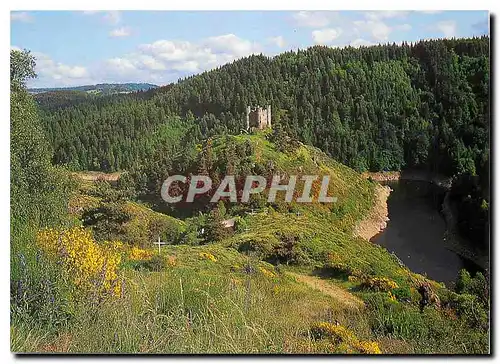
[246,105,272,130]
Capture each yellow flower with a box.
[36,227,123,299]
[310,322,382,354]
[166,255,177,267]
[258,266,276,278]
[362,277,398,292]
[272,285,280,295]
[357,341,382,354]
[199,252,217,262]
[129,246,153,261]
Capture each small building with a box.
[246,105,271,130]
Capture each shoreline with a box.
[354,183,391,241]
[441,191,489,271]
[359,170,488,272]
[361,169,452,188]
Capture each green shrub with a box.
[234,216,248,233]
[392,287,412,302]
[361,277,398,292]
[269,233,309,265]
[133,255,167,272]
[455,269,472,294]
[233,236,276,258]
[455,269,488,305]
[450,293,488,330]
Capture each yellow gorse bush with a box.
[388,291,397,301]
[129,246,153,261]
[199,252,217,262]
[258,267,276,278]
[356,340,382,354]
[310,322,382,354]
[37,227,122,298]
[361,277,398,292]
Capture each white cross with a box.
[153,236,166,254]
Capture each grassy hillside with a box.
[11,132,489,354]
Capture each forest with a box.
[37,37,489,180]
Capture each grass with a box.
[11,132,490,354]
[14,246,375,354]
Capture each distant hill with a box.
[29,83,158,95]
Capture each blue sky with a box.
[11,10,489,88]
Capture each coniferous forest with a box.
[39,37,489,179]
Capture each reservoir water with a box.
[371,180,476,287]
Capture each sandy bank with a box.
[354,184,391,241]
[361,170,452,188]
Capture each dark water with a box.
[372,180,478,286]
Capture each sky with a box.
[10,10,489,88]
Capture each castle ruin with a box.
[246,105,271,130]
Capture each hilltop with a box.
[29,82,158,95]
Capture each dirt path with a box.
[288,272,364,310]
[354,184,391,241]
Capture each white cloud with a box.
[137,55,167,71]
[83,10,121,25]
[436,20,457,38]
[268,36,286,48]
[11,12,33,23]
[292,11,337,28]
[350,38,375,47]
[100,34,261,85]
[31,52,90,86]
[354,20,392,41]
[312,28,342,44]
[110,27,131,37]
[106,57,136,73]
[364,11,409,20]
[397,23,412,32]
[204,34,260,57]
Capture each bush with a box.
[310,322,382,354]
[234,216,248,233]
[133,255,167,272]
[361,277,399,292]
[81,202,131,242]
[455,269,472,294]
[36,227,123,299]
[268,233,309,265]
[455,269,488,305]
[148,215,183,243]
[392,287,412,302]
[450,293,488,330]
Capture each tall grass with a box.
[13,257,371,353]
